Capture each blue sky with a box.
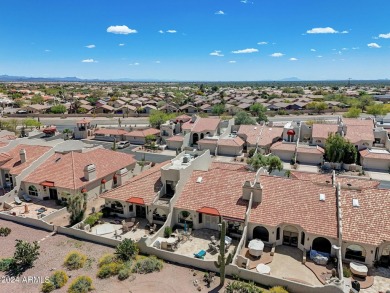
[0,0,389,81]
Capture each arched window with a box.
[110,201,124,214]
[28,185,38,197]
[312,237,332,254]
[178,211,193,224]
[345,244,366,262]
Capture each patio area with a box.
[89,217,151,242]
[157,228,237,261]
[360,267,390,293]
[239,245,274,269]
[1,198,63,220]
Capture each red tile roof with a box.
[342,118,374,127]
[297,145,325,154]
[175,168,253,220]
[270,141,296,152]
[237,125,262,145]
[192,117,221,133]
[258,127,283,147]
[359,149,390,160]
[197,207,220,216]
[345,126,374,144]
[218,136,245,147]
[101,161,169,205]
[94,128,129,136]
[127,128,160,138]
[0,144,51,175]
[290,171,380,189]
[166,135,185,142]
[312,124,338,139]
[250,176,338,239]
[197,139,218,145]
[210,161,247,171]
[24,148,136,190]
[341,188,390,245]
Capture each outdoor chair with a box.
[210,236,218,245]
[194,250,206,259]
[22,194,32,202]
[14,196,22,205]
[208,243,219,254]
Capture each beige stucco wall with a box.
[296,152,323,165]
[166,140,183,150]
[271,149,295,162]
[361,156,390,171]
[218,145,243,156]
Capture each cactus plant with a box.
[214,220,232,286]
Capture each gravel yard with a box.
[0,219,225,293]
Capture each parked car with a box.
[16,110,27,114]
[117,141,130,149]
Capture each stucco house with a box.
[22,148,136,202]
[311,124,339,147]
[125,128,160,145]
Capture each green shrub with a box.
[98,254,116,267]
[84,212,103,227]
[67,276,93,293]
[64,251,87,270]
[118,267,131,280]
[269,286,289,293]
[164,226,172,238]
[343,266,351,278]
[97,262,123,279]
[115,239,139,261]
[50,270,68,288]
[0,258,13,272]
[132,256,163,274]
[0,227,11,236]
[41,281,56,293]
[225,280,263,293]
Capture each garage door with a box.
[297,153,322,165]
[363,158,390,171]
[272,150,294,162]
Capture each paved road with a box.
[268,114,340,122]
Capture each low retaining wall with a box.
[41,207,68,224]
[0,212,54,232]
[56,226,121,247]
[227,265,344,293]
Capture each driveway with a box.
[366,171,390,181]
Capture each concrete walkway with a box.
[268,246,322,286]
[367,170,390,181]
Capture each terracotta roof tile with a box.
[342,118,374,127]
[24,148,136,190]
[218,136,244,147]
[192,117,221,133]
[237,125,262,145]
[166,135,185,142]
[258,127,283,147]
[270,141,296,152]
[94,128,129,136]
[360,149,390,160]
[345,126,374,144]
[312,124,338,139]
[1,144,51,175]
[297,145,325,154]
[101,161,169,205]
[127,128,160,138]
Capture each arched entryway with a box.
[283,225,299,247]
[253,226,269,242]
[312,237,332,254]
[345,244,366,262]
[379,244,390,267]
[193,133,199,145]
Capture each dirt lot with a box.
[0,219,226,293]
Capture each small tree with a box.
[145,134,156,144]
[9,240,40,274]
[247,154,283,173]
[212,104,225,116]
[66,193,87,225]
[343,107,361,118]
[325,133,357,164]
[115,239,139,261]
[214,220,232,286]
[234,111,256,125]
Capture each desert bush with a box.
[118,267,131,280]
[50,270,68,288]
[269,286,289,293]
[41,281,56,293]
[98,254,117,267]
[115,239,139,261]
[132,256,163,274]
[225,280,263,293]
[343,266,352,278]
[164,226,172,238]
[0,258,13,272]
[97,262,123,279]
[0,227,11,236]
[84,212,103,227]
[67,276,93,293]
[64,251,87,270]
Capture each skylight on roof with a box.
[196,177,203,183]
[352,198,359,207]
[319,194,325,201]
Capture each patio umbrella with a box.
[184,221,187,232]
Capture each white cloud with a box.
[166,30,177,33]
[270,52,284,57]
[352,47,359,50]
[257,41,268,45]
[118,43,125,46]
[107,25,137,34]
[129,62,140,66]
[215,10,225,15]
[289,57,298,61]
[210,50,224,57]
[228,61,236,63]
[342,47,348,51]
[44,49,51,52]
[310,48,316,52]
[155,61,161,64]
[379,33,390,39]
[82,59,97,63]
[306,27,338,34]
[85,44,95,49]
[158,30,164,34]
[231,48,258,54]
[367,42,381,48]
[317,55,323,58]
[341,30,349,34]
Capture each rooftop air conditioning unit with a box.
[319,194,325,201]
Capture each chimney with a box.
[252,181,263,203]
[20,149,27,163]
[191,114,197,123]
[242,180,252,200]
[84,164,96,181]
[115,168,129,186]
